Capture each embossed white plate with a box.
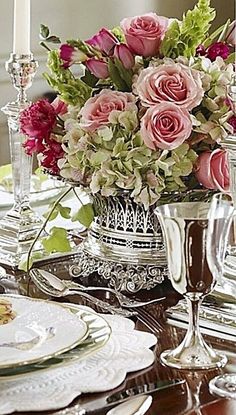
[0,295,88,369]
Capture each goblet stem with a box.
[161,295,227,370]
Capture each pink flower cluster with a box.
[20,98,67,174]
[60,13,169,79]
[135,62,204,152]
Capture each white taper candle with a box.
[13,0,31,55]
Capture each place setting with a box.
[0,0,236,414]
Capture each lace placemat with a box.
[0,309,157,414]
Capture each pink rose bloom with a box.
[206,42,230,61]
[140,102,192,151]
[135,63,204,111]
[120,13,169,57]
[20,99,57,140]
[79,89,136,132]
[195,149,229,192]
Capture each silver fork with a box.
[64,280,166,309]
[133,307,164,334]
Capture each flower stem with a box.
[26,185,73,294]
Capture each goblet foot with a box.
[160,337,227,370]
[209,374,236,399]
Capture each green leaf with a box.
[108,59,128,91]
[40,24,49,40]
[42,227,71,253]
[81,69,98,88]
[46,35,61,44]
[59,205,71,219]
[71,203,94,228]
[0,164,12,183]
[18,252,44,272]
[43,203,71,221]
[225,52,236,64]
[111,26,125,43]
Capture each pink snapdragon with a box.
[51,97,68,116]
[120,13,169,57]
[86,58,109,79]
[113,44,135,69]
[20,99,57,140]
[86,28,118,55]
[195,149,229,192]
[23,138,45,156]
[206,42,230,61]
[140,102,192,151]
[60,44,88,68]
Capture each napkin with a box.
[0,309,157,414]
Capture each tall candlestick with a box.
[13,0,31,55]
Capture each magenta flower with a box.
[228,115,236,133]
[196,44,206,56]
[60,44,88,68]
[86,58,109,79]
[23,138,45,156]
[20,99,57,140]
[41,141,65,175]
[113,44,135,69]
[86,28,118,55]
[51,97,68,115]
[206,42,230,61]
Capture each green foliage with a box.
[42,227,71,253]
[161,0,215,58]
[43,203,71,221]
[18,252,44,272]
[71,203,94,228]
[43,50,92,106]
[111,26,125,43]
[108,58,132,92]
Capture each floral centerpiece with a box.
[20,0,235,212]
[18,0,236,289]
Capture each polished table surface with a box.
[1,256,236,415]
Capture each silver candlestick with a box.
[0,53,43,267]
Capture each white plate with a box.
[0,295,88,369]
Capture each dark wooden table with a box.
[1,256,236,415]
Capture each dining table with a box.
[0,251,236,415]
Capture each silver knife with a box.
[53,379,185,414]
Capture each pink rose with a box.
[135,63,204,111]
[140,102,192,151]
[79,89,136,132]
[20,99,57,140]
[195,149,229,192]
[120,13,169,57]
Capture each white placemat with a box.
[0,309,157,414]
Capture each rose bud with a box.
[113,44,135,69]
[86,58,109,79]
